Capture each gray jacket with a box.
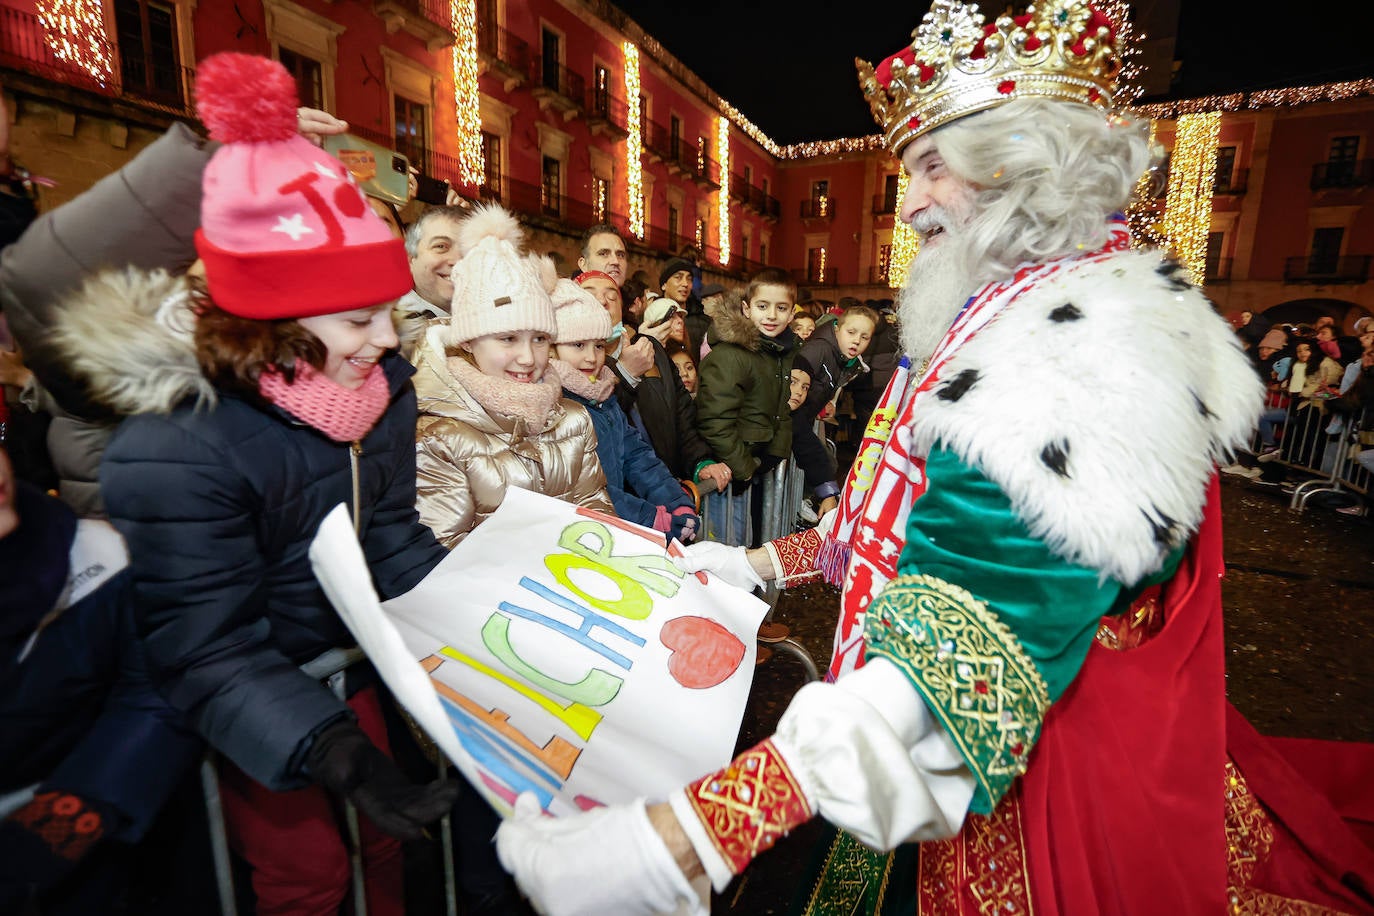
[0,122,215,516]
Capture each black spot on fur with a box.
[1191,390,1215,419]
[1040,441,1071,478]
[1048,303,1083,322]
[1142,505,1178,547]
[1155,259,1192,292]
[937,368,980,402]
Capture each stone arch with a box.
[1256,297,1370,335]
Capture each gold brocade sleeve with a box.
[683,738,814,875]
[864,574,1051,813]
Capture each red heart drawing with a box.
[660,616,746,689]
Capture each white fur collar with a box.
[51,267,216,415]
[909,249,1263,585]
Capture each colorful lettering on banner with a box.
[341,487,766,817]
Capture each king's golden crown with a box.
[857,0,1122,155]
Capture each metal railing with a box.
[1204,257,1232,283]
[1,5,195,117]
[1283,255,1371,284]
[800,197,835,220]
[534,57,585,108]
[1310,159,1373,190]
[475,21,531,78]
[1214,168,1249,195]
[697,445,829,681]
[586,87,628,134]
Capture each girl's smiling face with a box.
[465,329,552,383]
[297,304,398,389]
[555,339,607,377]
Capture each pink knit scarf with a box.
[448,357,563,427]
[548,360,616,403]
[258,360,390,442]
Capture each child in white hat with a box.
[412,204,613,547]
[547,280,699,542]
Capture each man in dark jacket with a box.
[611,330,731,498]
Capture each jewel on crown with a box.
[856,0,1122,154]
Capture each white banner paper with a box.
[310,487,767,818]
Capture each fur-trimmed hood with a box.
[704,293,758,350]
[704,292,798,355]
[50,267,216,416]
[910,249,1263,585]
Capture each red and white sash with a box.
[825,221,1132,681]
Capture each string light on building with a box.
[36,0,113,85]
[1126,118,1167,250]
[778,135,885,160]
[888,169,918,288]
[1160,111,1219,285]
[716,115,730,266]
[450,0,483,189]
[623,42,644,239]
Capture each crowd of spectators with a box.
[1223,310,1373,516]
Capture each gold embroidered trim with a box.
[918,785,1035,915]
[1223,760,1347,915]
[1095,592,1165,651]
[799,830,897,916]
[685,738,814,875]
[865,574,1050,807]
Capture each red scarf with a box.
[258,361,390,442]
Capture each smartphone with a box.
[414,174,451,206]
[322,133,410,207]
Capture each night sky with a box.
[607,1,1373,146]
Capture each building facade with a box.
[2,0,1371,330]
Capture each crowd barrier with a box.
[202,647,460,916]
[697,423,830,683]
[1250,384,1369,515]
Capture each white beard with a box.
[897,235,978,367]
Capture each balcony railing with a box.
[476,21,530,86]
[1,6,111,94]
[800,197,835,220]
[794,268,840,287]
[1283,255,1371,284]
[869,265,896,284]
[1203,257,1232,283]
[1214,168,1248,195]
[642,120,676,163]
[872,194,897,215]
[1,5,194,117]
[586,88,628,138]
[532,57,585,117]
[371,0,455,51]
[1311,159,1373,190]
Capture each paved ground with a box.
[714,473,1374,914]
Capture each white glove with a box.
[775,659,974,850]
[496,792,703,916]
[669,541,765,591]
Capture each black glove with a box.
[668,505,698,543]
[307,721,460,841]
[0,790,114,904]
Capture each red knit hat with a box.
[192,53,412,319]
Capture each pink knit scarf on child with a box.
[449,357,563,427]
[258,361,391,442]
[548,360,616,403]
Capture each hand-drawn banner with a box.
[310,487,768,817]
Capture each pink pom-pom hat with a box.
[192,52,411,320]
